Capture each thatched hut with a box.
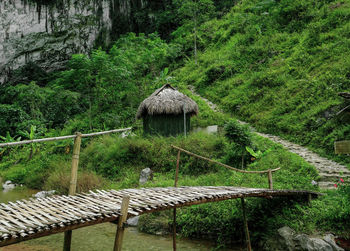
[136,84,198,136]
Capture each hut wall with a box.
[143,114,191,136]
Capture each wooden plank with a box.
[113,196,130,251]
[334,140,350,154]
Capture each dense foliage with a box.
[174,0,350,164]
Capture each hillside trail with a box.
[188,86,350,189]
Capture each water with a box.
[0,188,240,251]
[0,187,38,203]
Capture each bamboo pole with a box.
[63,132,82,251]
[0,135,77,148]
[171,145,280,174]
[183,104,187,138]
[0,128,131,148]
[81,128,131,138]
[241,198,252,251]
[173,150,181,251]
[173,208,177,251]
[268,169,273,189]
[114,196,130,251]
[68,132,82,195]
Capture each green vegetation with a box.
[3,128,346,248]
[173,0,350,165]
[1,0,350,248]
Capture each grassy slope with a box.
[174,0,350,165]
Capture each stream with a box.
[0,188,241,251]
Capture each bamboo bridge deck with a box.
[0,186,318,247]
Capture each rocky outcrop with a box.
[263,226,344,251]
[139,168,153,185]
[0,0,152,85]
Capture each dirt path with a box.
[189,86,350,189]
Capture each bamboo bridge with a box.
[0,128,320,250]
[0,186,318,248]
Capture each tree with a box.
[173,0,215,64]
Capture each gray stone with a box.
[323,234,344,251]
[263,227,344,251]
[2,180,16,192]
[126,216,139,227]
[278,226,296,251]
[192,125,218,134]
[294,234,333,251]
[33,190,56,198]
[139,168,153,185]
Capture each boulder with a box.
[33,190,56,198]
[126,216,139,227]
[263,227,344,251]
[278,226,296,251]
[2,180,16,192]
[323,234,344,251]
[139,168,153,185]
[294,234,333,251]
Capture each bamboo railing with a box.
[171,145,281,251]
[171,145,280,189]
[0,128,132,148]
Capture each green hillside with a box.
[1,0,350,249]
[174,0,350,163]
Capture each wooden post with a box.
[173,150,180,251]
[307,193,312,205]
[268,169,273,189]
[241,198,252,251]
[183,104,187,138]
[175,150,180,187]
[63,132,82,251]
[114,196,130,251]
[68,132,82,195]
[173,208,177,251]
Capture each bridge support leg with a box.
[63,231,72,251]
[114,195,130,251]
[241,198,252,251]
[172,150,180,251]
[173,208,177,251]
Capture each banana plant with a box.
[245,146,272,162]
[19,125,37,160]
[0,132,22,158]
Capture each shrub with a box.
[44,165,105,194]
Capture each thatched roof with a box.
[339,92,350,99]
[136,84,198,119]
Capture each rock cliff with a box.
[0,0,149,84]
